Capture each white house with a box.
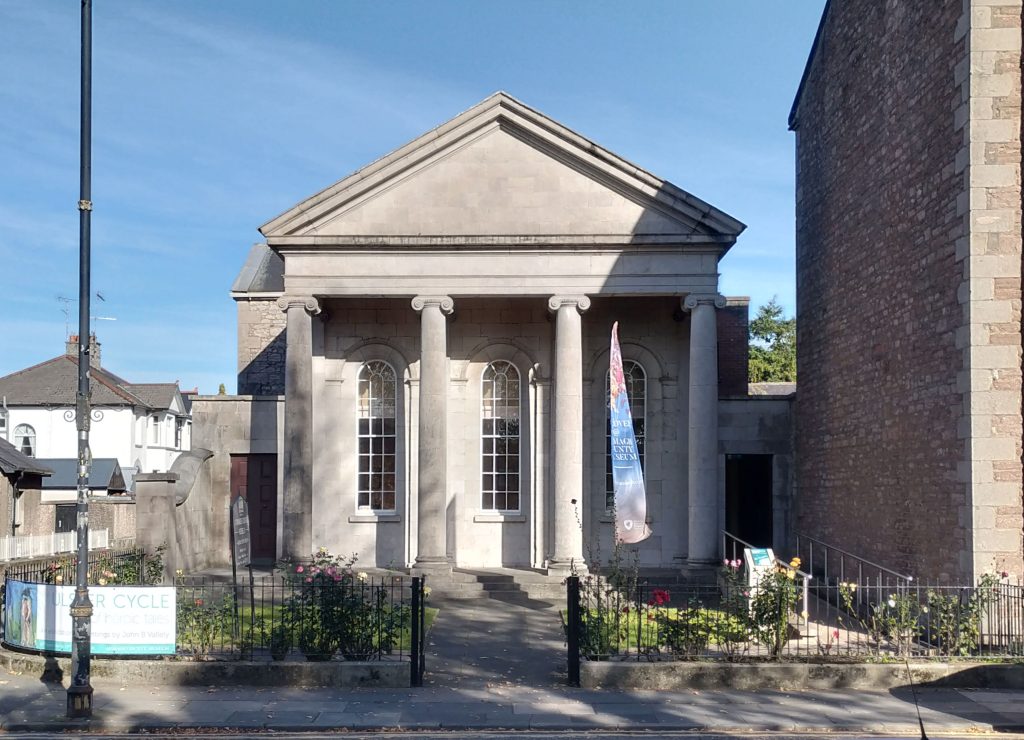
[0,335,191,479]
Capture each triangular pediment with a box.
[261,93,744,244]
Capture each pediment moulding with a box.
[259,92,745,246]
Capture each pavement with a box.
[1,594,1023,735]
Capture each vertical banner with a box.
[609,322,651,544]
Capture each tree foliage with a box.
[748,297,796,382]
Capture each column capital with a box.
[277,295,322,315]
[547,295,591,314]
[681,293,726,312]
[411,295,454,315]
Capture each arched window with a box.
[13,424,36,458]
[606,361,646,510]
[481,360,521,511]
[357,361,397,511]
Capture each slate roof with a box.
[37,458,127,492]
[0,438,52,477]
[124,383,180,411]
[0,355,179,411]
[232,243,284,296]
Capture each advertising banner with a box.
[609,322,652,544]
[3,579,175,655]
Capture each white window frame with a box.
[0,407,7,441]
[357,360,398,512]
[13,423,36,458]
[480,360,522,513]
[605,360,646,511]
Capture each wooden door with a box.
[230,454,278,561]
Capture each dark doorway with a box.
[54,504,76,534]
[230,454,278,562]
[725,454,773,548]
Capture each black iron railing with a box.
[565,571,1024,670]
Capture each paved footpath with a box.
[1,596,1023,734]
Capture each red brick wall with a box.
[792,0,968,580]
[718,300,749,397]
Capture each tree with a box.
[748,297,796,382]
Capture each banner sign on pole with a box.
[232,496,251,569]
[3,579,175,655]
[609,322,651,544]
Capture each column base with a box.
[412,557,453,577]
[546,558,587,577]
[683,560,719,585]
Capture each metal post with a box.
[410,576,421,687]
[566,575,580,686]
[67,0,94,719]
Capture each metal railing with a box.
[721,530,812,618]
[564,572,1024,668]
[0,529,109,562]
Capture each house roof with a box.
[0,438,52,477]
[259,91,746,244]
[124,383,182,412]
[37,458,127,492]
[0,355,181,412]
[788,1,832,131]
[232,243,284,296]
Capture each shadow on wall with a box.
[239,329,285,396]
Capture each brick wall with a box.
[237,299,286,395]
[793,0,974,580]
[718,298,750,397]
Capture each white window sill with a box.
[473,513,526,523]
[348,513,401,523]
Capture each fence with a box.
[4,570,428,685]
[0,546,148,585]
[0,529,109,562]
[565,571,1024,680]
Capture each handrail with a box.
[721,529,812,618]
[795,531,913,583]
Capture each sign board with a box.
[232,496,251,568]
[3,580,176,655]
[744,546,777,593]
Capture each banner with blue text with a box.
[609,322,651,544]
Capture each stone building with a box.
[208,93,794,571]
[790,1,1023,580]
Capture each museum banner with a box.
[3,579,176,655]
[609,322,651,544]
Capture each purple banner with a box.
[609,322,651,544]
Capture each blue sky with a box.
[0,1,824,393]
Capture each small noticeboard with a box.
[231,496,251,569]
[744,546,776,591]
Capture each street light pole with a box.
[67,0,94,718]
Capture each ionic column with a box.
[683,293,725,563]
[411,295,454,570]
[548,295,591,573]
[277,295,321,561]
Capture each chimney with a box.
[65,334,102,368]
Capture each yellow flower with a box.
[175,569,184,577]
[785,570,795,580]
[356,572,368,582]
[98,578,107,586]
[789,557,802,568]
[423,586,432,596]
[55,574,64,584]
[801,610,809,619]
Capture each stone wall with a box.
[237,299,286,395]
[956,0,1024,579]
[792,0,1023,580]
[188,396,283,567]
[719,397,794,555]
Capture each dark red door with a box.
[230,454,278,561]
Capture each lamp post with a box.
[67,0,94,719]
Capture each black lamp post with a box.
[67,0,94,719]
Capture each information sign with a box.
[232,496,251,568]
